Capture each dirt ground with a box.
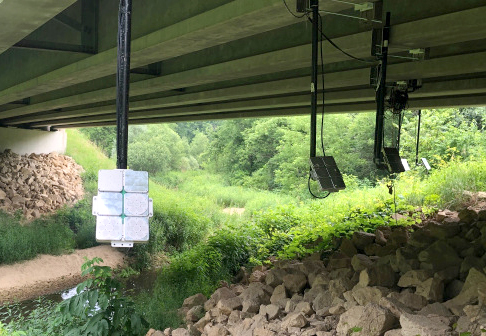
[0,245,125,304]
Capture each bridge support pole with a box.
[310,0,319,158]
[116,0,132,169]
[373,12,391,168]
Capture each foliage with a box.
[80,127,116,157]
[0,210,75,264]
[138,224,257,330]
[57,257,148,336]
[0,298,72,336]
[0,321,25,336]
[127,125,198,174]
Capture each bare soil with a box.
[0,245,125,304]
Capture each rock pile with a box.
[148,204,486,336]
[0,149,84,220]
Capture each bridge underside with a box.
[0,0,485,129]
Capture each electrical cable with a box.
[308,171,331,199]
[282,0,307,18]
[309,17,377,65]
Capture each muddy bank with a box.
[0,245,125,304]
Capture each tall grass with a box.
[0,211,75,264]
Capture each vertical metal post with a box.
[373,12,391,167]
[415,109,422,165]
[116,0,132,169]
[310,0,319,158]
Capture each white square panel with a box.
[98,170,123,192]
[125,217,149,242]
[124,193,149,216]
[94,192,123,216]
[124,170,149,193]
[96,216,123,242]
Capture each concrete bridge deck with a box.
[0,0,485,129]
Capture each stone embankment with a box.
[149,202,486,336]
[0,149,84,220]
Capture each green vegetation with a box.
[1,258,147,336]
[1,107,485,333]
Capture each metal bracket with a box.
[354,2,374,12]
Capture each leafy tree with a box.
[80,127,116,157]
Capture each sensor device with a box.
[93,169,153,248]
[309,156,346,192]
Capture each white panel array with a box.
[93,169,153,248]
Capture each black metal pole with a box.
[373,12,391,167]
[116,0,132,169]
[415,109,422,165]
[310,0,319,158]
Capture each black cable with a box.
[308,171,331,199]
[282,0,307,18]
[308,17,376,65]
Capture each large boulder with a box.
[418,241,463,271]
[336,304,396,336]
[399,312,453,336]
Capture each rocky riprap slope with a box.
[0,149,84,220]
[148,203,486,336]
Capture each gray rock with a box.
[216,296,243,315]
[460,255,486,276]
[359,264,397,288]
[262,304,280,320]
[285,293,304,312]
[327,253,352,269]
[418,302,452,316]
[352,286,390,306]
[444,279,464,300]
[375,229,388,246]
[265,268,287,287]
[309,272,331,288]
[205,287,236,311]
[183,293,207,309]
[415,276,444,302]
[242,299,261,313]
[388,291,427,311]
[458,207,478,224]
[283,271,308,294]
[186,305,205,322]
[313,291,334,311]
[425,220,460,239]
[399,312,452,336]
[295,301,315,316]
[352,231,376,250]
[336,304,397,336]
[269,284,287,308]
[418,240,462,271]
[339,239,357,257]
[445,267,486,308]
[282,312,308,329]
[304,284,327,302]
[398,269,433,288]
[379,296,413,318]
[351,254,374,272]
[240,282,272,305]
[383,330,403,336]
[172,328,190,336]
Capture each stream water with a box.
[0,269,158,324]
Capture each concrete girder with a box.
[25,75,486,128]
[46,92,486,129]
[4,48,486,125]
[2,5,486,121]
[0,0,77,55]
[0,0,373,105]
